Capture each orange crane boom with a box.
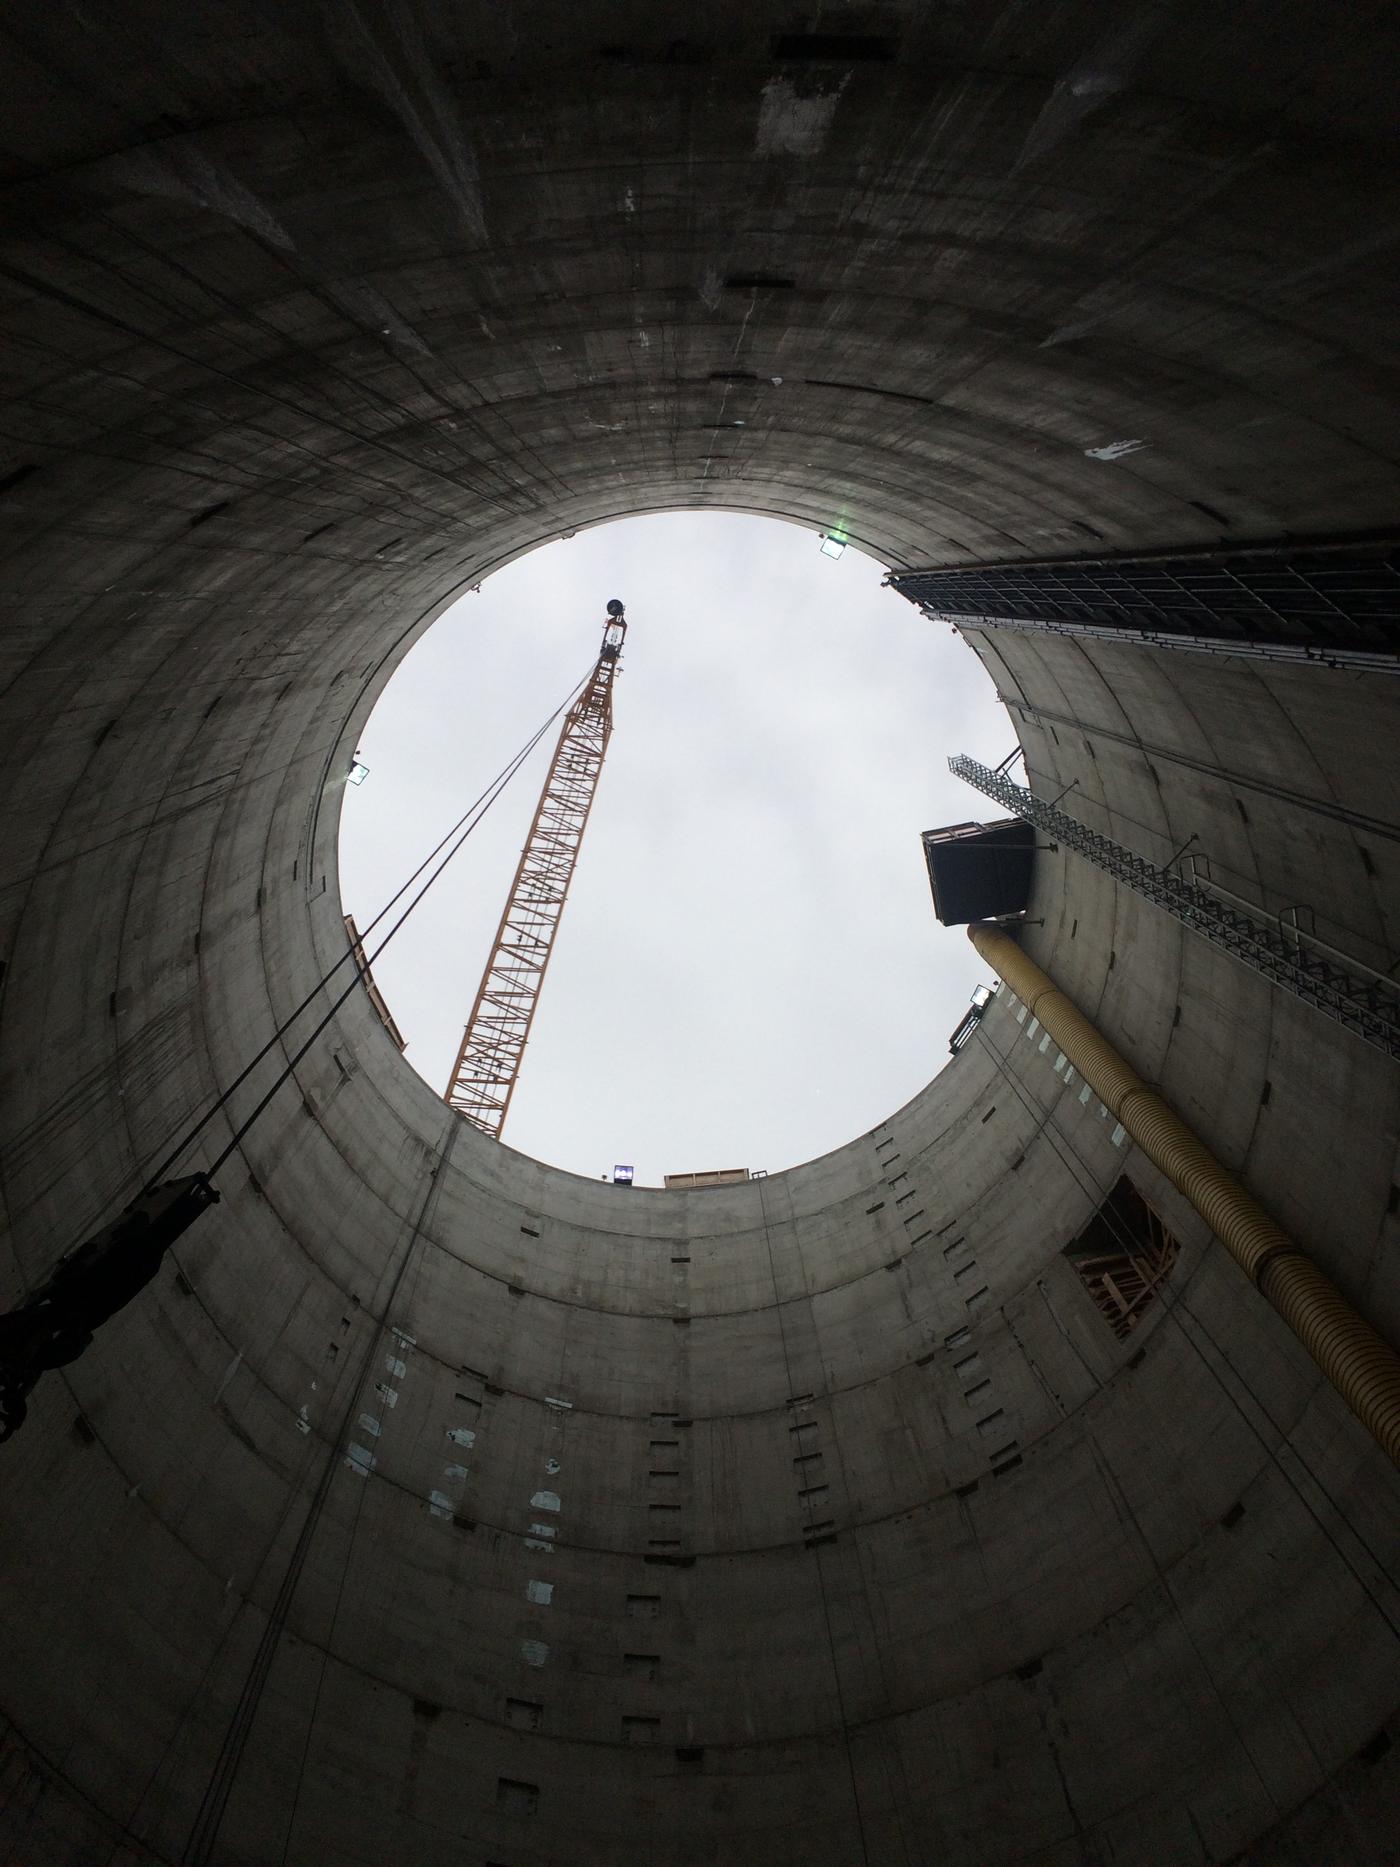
[443,601,627,1135]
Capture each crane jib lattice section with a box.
[949,755,1400,1060]
[445,640,620,1134]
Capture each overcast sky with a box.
[338,513,1012,1183]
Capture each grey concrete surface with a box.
[1,3,1398,1862]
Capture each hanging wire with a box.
[174,669,601,1849]
[974,1018,1400,1628]
[140,659,593,1191]
[89,672,594,1855]
[183,1118,460,1866]
[277,1134,450,1866]
[753,1173,874,1867]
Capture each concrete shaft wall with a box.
[1,4,1398,1863]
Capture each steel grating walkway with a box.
[892,536,1400,671]
[949,755,1400,1059]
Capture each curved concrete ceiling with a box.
[1,4,1398,1863]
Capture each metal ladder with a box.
[949,754,1400,1059]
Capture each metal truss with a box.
[444,609,626,1135]
[949,755,1400,1060]
[891,536,1400,672]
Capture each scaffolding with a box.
[950,753,1400,1059]
[1064,1178,1179,1341]
[444,604,627,1135]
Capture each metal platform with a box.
[892,535,1400,671]
[950,754,1400,1059]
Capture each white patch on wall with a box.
[531,1491,561,1512]
[447,1426,477,1447]
[358,1412,382,1438]
[344,1443,376,1477]
[444,1463,469,1482]
[526,1579,554,1605]
[1084,439,1146,461]
[524,1537,553,1554]
[545,1457,561,1475]
[296,1404,311,1435]
[374,1382,398,1407]
[520,1640,549,1667]
[530,1523,557,1539]
[428,1490,454,1520]
[755,75,848,158]
[391,1327,417,1347]
[623,186,636,213]
[385,1355,407,1378]
[1111,1123,1127,1147]
[543,1395,573,1411]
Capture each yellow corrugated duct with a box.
[968,921,1400,1466]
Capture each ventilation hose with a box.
[968,922,1400,1466]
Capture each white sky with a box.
[338,513,1012,1183]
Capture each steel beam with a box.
[892,536,1400,671]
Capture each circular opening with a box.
[339,513,1012,1178]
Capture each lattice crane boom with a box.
[443,601,627,1135]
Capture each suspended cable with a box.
[276,1146,446,1867]
[0,663,590,1442]
[184,1118,459,1866]
[753,1174,874,1867]
[975,1019,1400,1628]
[201,670,586,1176]
[442,602,626,1135]
[144,659,593,1188]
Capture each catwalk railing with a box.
[949,755,1400,1059]
[892,536,1399,672]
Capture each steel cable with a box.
[140,659,593,1190]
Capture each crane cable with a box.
[0,659,592,1453]
[752,1173,874,1867]
[91,663,592,1850]
[143,658,594,1190]
[183,1118,459,1867]
[192,647,610,1849]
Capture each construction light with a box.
[347,759,370,787]
[613,1164,634,1187]
[819,533,847,559]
